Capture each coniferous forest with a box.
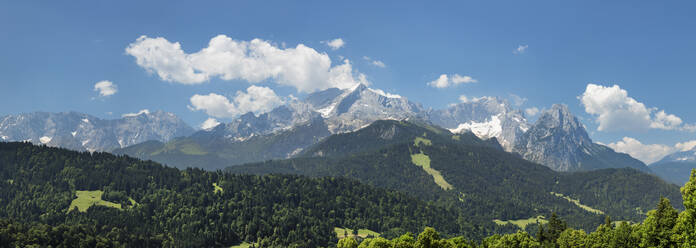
[1,141,695,247]
[340,171,696,248]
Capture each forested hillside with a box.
[0,142,495,247]
[229,120,682,233]
[339,170,696,248]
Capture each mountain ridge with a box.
[0,110,194,152]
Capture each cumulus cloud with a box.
[94,80,117,97]
[322,38,345,50]
[607,137,696,164]
[607,137,675,164]
[189,85,284,118]
[363,56,386,68]
[525,107,540,117]
[200,118,221,130]
[122,109,150,117]
[579,84,694,132]
[428,74,477,88]
[513,45,528,54]
[675,140,696,151]
[126,35,368,92]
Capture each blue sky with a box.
[1,1,695,163]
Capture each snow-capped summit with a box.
[429,96,528,151]
[318,83,422,133]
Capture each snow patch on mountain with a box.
[316,102,337,118]
[122,109,151,117]
[450,114,503,140]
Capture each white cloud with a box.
[189,85,284,118]
[363,56,386,68]
[513,45,528,54]
[94,80,117,97]
[525,107,540,117]
[200,118,221,130]
[323,38,345,50]
[607,137,676,164]
[675,140,696,152]
[428,74,477,88]
[371,60,386,68]
[607,137,696,164]
[126,35,367,92]
[122,109,150,117]
[579,84,694,132]
[459,95,470,103]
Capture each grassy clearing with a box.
[550,192,604,215]
[213,182,224,193]
[68,190,121,212]
[452,135,461,141]
[494,215,548,229]
[229,242,254,248]
[334,227,380,239]
[423,125,443,134]
[413,137,432,147]
[411,151,453,190]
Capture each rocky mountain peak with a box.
[534,104,592,145]
[513,104,647,172]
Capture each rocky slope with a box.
[428,97,529,151]
[0,110,194,151]
[513,104,650,172]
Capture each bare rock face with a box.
[513,104,649,172]
[193,83,425,143]
[428,97,528,151]
[0,111,194,152]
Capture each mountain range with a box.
[110,84,648,173]
[0,85,689,245]
[0,110,194,152]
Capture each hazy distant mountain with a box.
[114,117,331,170]
[513,104,650,172]
[650,148,696,184]
[0,110,194,152]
